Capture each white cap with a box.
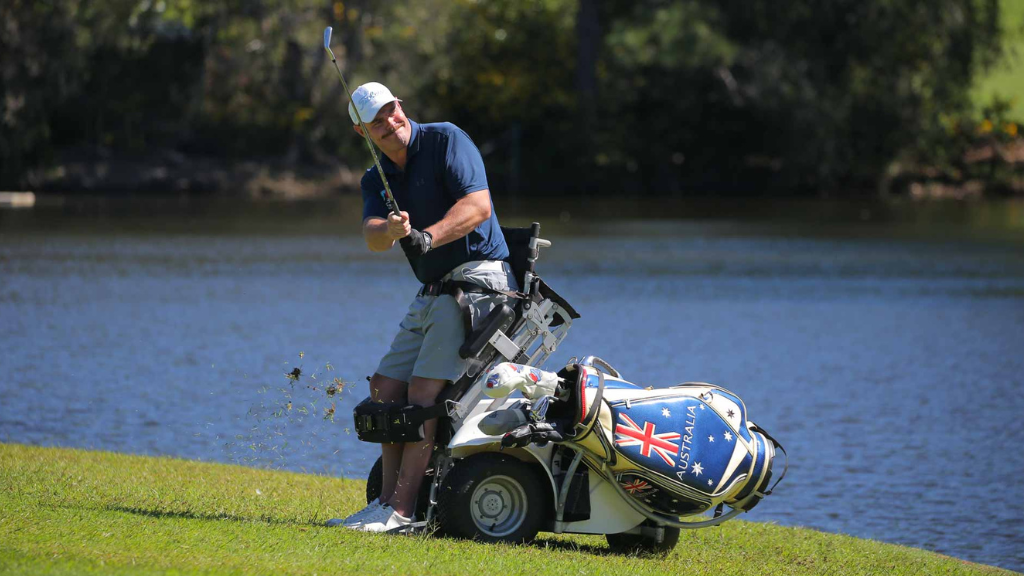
[348,82,400,125]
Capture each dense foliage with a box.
[0,0,1013,195]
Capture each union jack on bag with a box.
[553,364,780,517]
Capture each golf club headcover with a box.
[478,402,531,435]
[484,363,562,400]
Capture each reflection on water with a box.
[1,197,1023,571]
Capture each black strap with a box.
[445,280,526,300]
[398,401,452,427]
[441,280,526,340]
[751,423,788,496]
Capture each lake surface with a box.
[2,197,1023,571]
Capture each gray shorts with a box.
[376,260,519,383]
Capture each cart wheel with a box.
[364,456,433,520]
[605,525,680,554]
[437,453,549,543]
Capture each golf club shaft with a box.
[323,27,400,216]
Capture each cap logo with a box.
[357,90,381,106]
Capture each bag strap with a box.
[750,423,788,496]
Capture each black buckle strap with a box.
[418,281,446,297]
[417,277,527,340]
[418,279,525,300]
[415,274,529,360]
[353,398,455,444]
[445,280,526,300]
[444,280,526,345]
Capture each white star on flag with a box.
[692,462,703,477]
[724,431,733,442]
[707,479,713,486]
[662,407,671,417]
[708,435,714,442]
[699,404,705,410]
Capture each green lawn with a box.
[0,443,1015,576]
[973,0,1024,117]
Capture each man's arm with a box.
[363,212,412,252]
[423,189,492,248]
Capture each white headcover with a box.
[484,363,561,400]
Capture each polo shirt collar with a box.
[407,119,421,157]
[379,119,420,175]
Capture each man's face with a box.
[356,101,410,154]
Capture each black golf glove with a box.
[399,229,432,258]
[500,422,564,449]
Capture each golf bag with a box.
[483,362,784,520]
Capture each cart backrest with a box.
[500,225,538,292]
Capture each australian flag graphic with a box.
[614,413,681,466]
[616,472,707,515]
[610,393,753,501]
[379,190,394,213]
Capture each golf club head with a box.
[323,26,335,59]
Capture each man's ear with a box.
[353,125,364,137]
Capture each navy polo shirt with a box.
[361,119,509,284]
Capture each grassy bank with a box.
[0,443,1013,576]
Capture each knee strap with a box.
[352,397,451,444]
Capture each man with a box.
[329,82,517,533]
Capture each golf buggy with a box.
[351,223,785,551]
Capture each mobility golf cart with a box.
[352,224,785,551]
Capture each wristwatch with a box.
[422,230,433,252]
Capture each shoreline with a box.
[17,143,1024,200]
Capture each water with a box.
[1,198,1023,571]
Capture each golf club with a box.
[323,26,400,215]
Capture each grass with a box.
[973,0,1024,117]
[0,443,1015,576]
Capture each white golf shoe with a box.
[325,500,381,528]
[352,503,413,533]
